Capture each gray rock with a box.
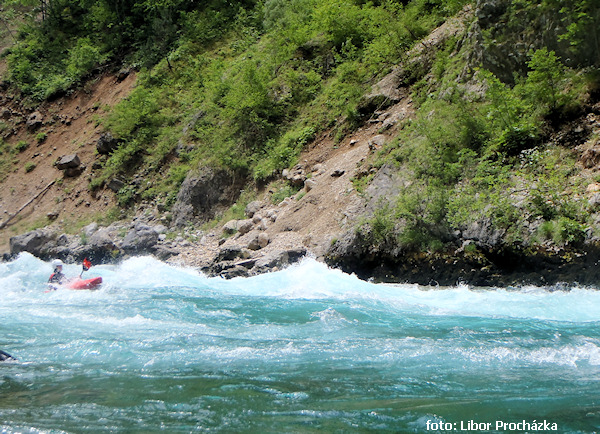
[96,132,120,155]
[223,220,239,234]
[368,135,386,151]
[266,210,278,222]
[64,166,84,177]
[284,166,307,186]
[172,167,244,227]
[26,111,43,131]
[107,178,125,192]
[219,265,250,279]
[215,245,245,262]
[88,228,115,248]
[359,66,404,113]
[365,163,405,210]
[462,218,505,248]
[237,219,254,235]
[254,248,306,271]
[245,201,263,218]
[153,245,178,261]
[247,234,261,250]
[121,226,159,253]
[56,234,75,247]
[254,250,289,270]
[589,193,600,210]
[258,232,270,248]
[304,178,317,192]
[83,222,99,237]
[56,154,81,170]
[153,224,168,234]
[0,108,11,120]
[9,228,57,257]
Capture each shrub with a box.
[65,38,104,81]
[270,182,301,204]
[24,162,36,172]
[15,140,29,152]
[369,207,396,245]
[554,217,586,246]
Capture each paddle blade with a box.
[82,258,92,271]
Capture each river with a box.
[1,253,599,432]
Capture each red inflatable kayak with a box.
[65,277,103,290]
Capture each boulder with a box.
[284,166,307,186]
[26,111,43,131]
[107,178,125,192]
[258,232,270,248]
[82,222,99,237]
[121,224,160,253]
[237,219,254,235]
[586,183,600,194]
[56,154,81,170]
[304,178,317,192]
[88,228,115,246]
[245,200,263,218]
[254,248,306,271]
[223,220,239,234]
[219,265,250,279]
[589,193,600,210]
[9,229,57,258]
[96,132,120,155]
[64,166,84,177]
[215,245,245,262]
[0,108,11,120]
[247,234,261,251]
[368,135,386,151]
[358,66,404,115]
[116,68,131,82]
[74,227,121,262]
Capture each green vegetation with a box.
[270,181,302,205]
[35,132,47,143]
[368,36,597,252]
[15,140,29,152]
[2,0,469,208]
[1,0,600,258]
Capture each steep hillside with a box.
[2,0,600,286]
[0,72,136,251]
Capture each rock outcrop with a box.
[8,220,175,264]
[172,167,245,227]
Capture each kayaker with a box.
[48,259,67,285]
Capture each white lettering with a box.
[495,420,558,431]
[426,421,453,431]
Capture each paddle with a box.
[79,258,92,278]
[0,350,16,361]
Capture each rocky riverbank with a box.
[9,204,600,288]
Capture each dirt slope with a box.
[0,72,136,251]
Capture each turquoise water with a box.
[1,253,600,433]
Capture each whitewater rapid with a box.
[1,253,600,432]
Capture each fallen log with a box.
[0,179,56,230]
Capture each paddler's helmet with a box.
[51,259,64,268]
